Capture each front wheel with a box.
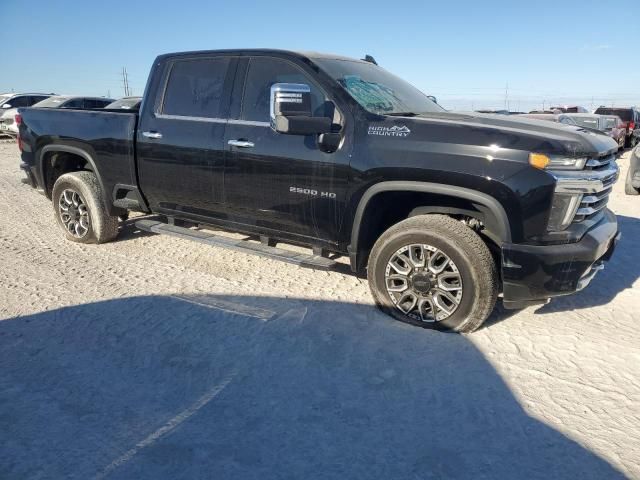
[367,215,498,333]
[52,171,119,244]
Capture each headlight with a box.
[547,193,582,231]
[529,153,588,170]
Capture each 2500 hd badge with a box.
[289,186,337,198]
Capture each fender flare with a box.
[348,181,512,269]
[37,144,105,199]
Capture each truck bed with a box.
[18,107,138,212]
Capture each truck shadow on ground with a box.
[0,295,626,479]
[115,215,159,242]
[534,214,639,314]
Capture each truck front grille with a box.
[572,156,618,223]
[584,153,615,171]
[552,154,619,230]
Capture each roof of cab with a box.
[156,49,369,64]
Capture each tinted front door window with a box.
[241,57,326,121]
[62,99,84,109]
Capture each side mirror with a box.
[427,95,438,104]
[1,103,12,109]
[270,83,332,135]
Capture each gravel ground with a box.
[0,143,638,479]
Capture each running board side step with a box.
[135,219,337,270]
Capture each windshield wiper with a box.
[384,112,420,117]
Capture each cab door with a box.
[137,55,237,220]
[223,55,351,242]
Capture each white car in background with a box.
[0,93,53,135]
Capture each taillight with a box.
[15,114,23,151]
[630,121,636,131]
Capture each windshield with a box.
[32,96,69,108]
[569,116,600,130]
[0,94,13,106]
[313,58,445,115]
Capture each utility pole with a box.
[504,82,509,110]
[121,67,131,97]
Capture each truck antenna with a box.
[362,55,378,65]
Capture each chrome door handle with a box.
[228,139,255,148]
[142,131,162,139]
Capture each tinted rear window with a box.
[162,57,230,118]
[595,108,632,122]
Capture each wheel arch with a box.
[348,181,511,272]
[37,144,105,200]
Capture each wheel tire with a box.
[625,168,640,196]
[367,214,498,333]
[52,171,119,244]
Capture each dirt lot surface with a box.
[1,142,638,479]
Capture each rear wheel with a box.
[52,171,119,244]
[367,215,498,333]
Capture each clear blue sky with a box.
[2,0,638,111]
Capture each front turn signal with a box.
[529,153,550,169]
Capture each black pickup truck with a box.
[17,49,620,332]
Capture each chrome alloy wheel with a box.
[58,189,90,238]
[384,244,463,322]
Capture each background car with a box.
[105,96,142,110]
[561,113,626,150]
[31,95,115,110]
[594,106,640,147]
[519,113,579,125]
[626,143,640,195]
[600,115,626,150]
[563,113,626,150]
[550,105,589,113]
[0,92,53,135]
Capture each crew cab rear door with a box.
[137,54,237,219]
[222,55,351,242]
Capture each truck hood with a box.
[389,111,619,158]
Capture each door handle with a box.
[228,139,255,148]
[142,131,163,139]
